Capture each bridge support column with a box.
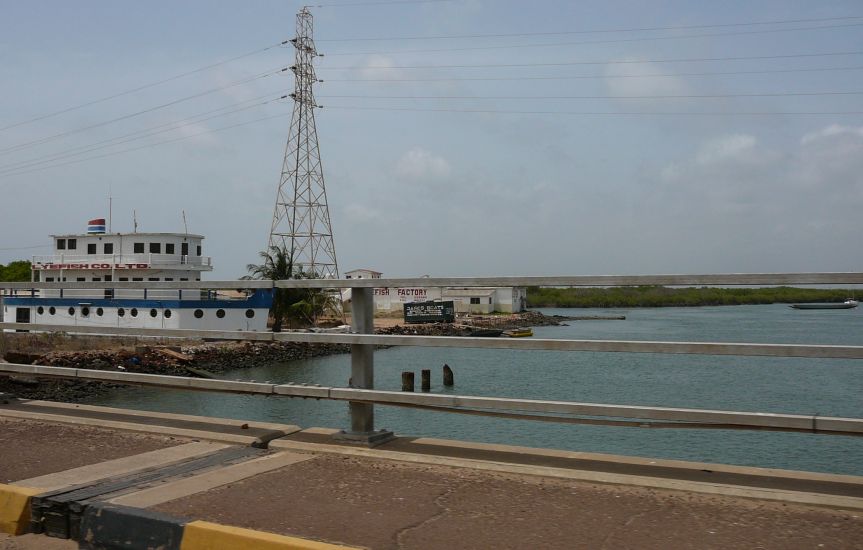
[334,286,394,447]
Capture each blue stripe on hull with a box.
[3,289,273,309]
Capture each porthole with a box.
[164,309,172,319]
[68,307,75,316]
[37,306,44,315]
[216,309,226,319]
[130,308,138,317]
[49,306,56,315]
[150,308,158,318]
[245,309,255,319]
[118,308,125,317]
[96,308,104,316]
[81,307,90,317]
[194,309,204,319]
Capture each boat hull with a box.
[790,302,858,310]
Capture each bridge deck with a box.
[1,401,862,549]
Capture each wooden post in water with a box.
[421,369,431,392]
[401,371,415,392]
[442,363,454,386]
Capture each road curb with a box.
[181,520,361,549]
[0,484,40,535]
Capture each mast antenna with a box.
[133,209,138,233]
[267,7,339,279]
[182,210,188,234]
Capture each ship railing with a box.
[1,272,863,447]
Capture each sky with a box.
[1,0,861,279]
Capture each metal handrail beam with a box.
[2,272,863,290]
[1,363,860,435]
[1,322,862,359]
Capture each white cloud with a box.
[604,60,689,98]
[801,124,863,145]
[694,134,757,165]
[358,55,406,81]
[344,203,381,223]
[394,147,451,183]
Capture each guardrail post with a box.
[334,286,394,446]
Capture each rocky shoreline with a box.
[0,311,576,403]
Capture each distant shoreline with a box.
[526,286,856,308]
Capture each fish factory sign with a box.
[33,263,150,270]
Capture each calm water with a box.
[88,305,863,475]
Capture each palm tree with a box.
[243,245,307,331]
[243,245,340,330]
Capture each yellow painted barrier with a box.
[180,520,361,550]
[0,484,41,535]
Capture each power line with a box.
[0,111,292,179]
[324,105,863,116]
[319,91,863,100]
[0,93,289,175]
[324,22,863,56]
[0,40,289,133]
[325,65,863,82]
[316,14,863,41]
[320,50,863,70]
[0,245,51,251]
[0,67,288,157]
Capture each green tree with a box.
[243,246,340,330]
[0,260,32,282]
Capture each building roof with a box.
[345,268,382,275]
[442,288,496,297]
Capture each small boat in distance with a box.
[790,299,858,310]
[503,328,534,338]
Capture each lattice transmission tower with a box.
[268,7,339,279]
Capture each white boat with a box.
[789,299,858,310]
[1,218,272,331]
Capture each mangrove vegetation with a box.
[526,286,856,308]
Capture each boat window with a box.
[148,277,159,281]
[57,239,66,250]
[164,278,173,281]
[81,307,90,317]
[196,245,202,256]
[194,309,204,318]
[67,239,77,250]
[118,308,125,317]
[37,306,44,315]
[87,243,97,254]
[104,275,112,282]
[130,308,138,317]
[92,277,101,282]
[164,309,172,318]
[76,277,85,282]
[68,307,75,316]
[181,242,189,256]
[150,309,158,318]
[134,242,144,253]
[104,243,114,254]
[45,277,54,282]
[180,278,188,282]
[49,307,56,315]
[166,243,175,254]
[216,309,226,318]
[245,309,255,319]
[119,277,129,282]
[96,308,104,316]
[150,242,161,254]
[132,277,143,282]
[470,298,480,304]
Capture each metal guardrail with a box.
[0,362,861,436]
[2,273,862,445]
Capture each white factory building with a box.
[344,269,526,314]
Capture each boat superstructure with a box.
[2,219,273,331]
